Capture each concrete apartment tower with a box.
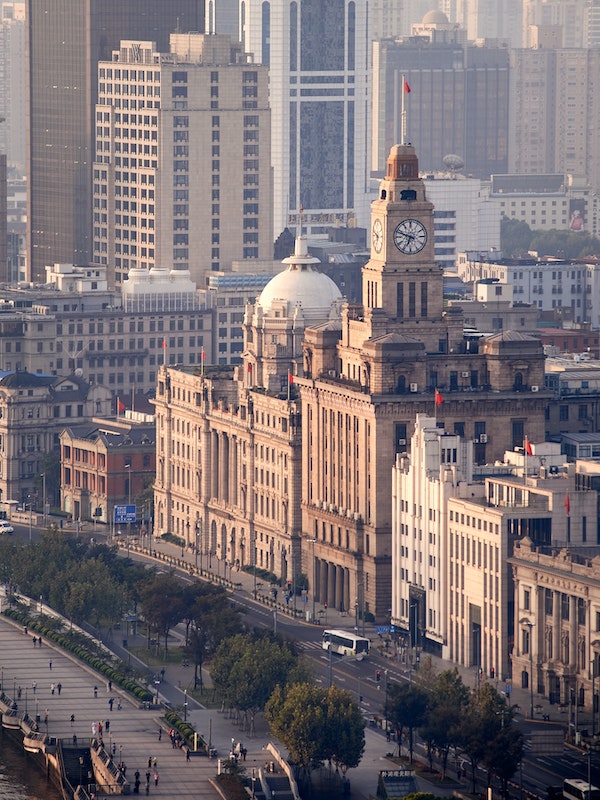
[93,33,272,287]
[26,0,204,282]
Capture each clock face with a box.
[393,219,427,254]
[372,219,383,253]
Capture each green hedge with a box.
[3,606,153,703]
[163,709,206,751]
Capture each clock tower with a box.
[363,144,444,330]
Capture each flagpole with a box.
[401,73,408,144]
[201,346,204,378]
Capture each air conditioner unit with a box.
[531,385,539,392]
[461,371,470,378]
[410,383,418,392]
[479,433,488,443]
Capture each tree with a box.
[456,683,507,793]
[385,682,428,763]
[484,724,523,798]
[501,216,533,257]
[266,683,328,771]
[418,669,469,778]
[265,682,365,778]
[211,632,307,733]
[138,572,187,656]
[183,584,243,690]
[323,684,365,776]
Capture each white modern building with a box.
[456,252,600,326]
[392,414,590,680]
[422,175,501,270]
[93,33,272,288]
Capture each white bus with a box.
[563,779,600,800]
[322,629,370,656]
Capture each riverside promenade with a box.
[0,605,425,800]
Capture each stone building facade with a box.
[153,144,549,622]
[295,145,549,620]
[510,537,600,713]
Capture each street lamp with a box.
[41,472,47,527]
[124,462,132,542]
[592,656,598,738]
[308,538,316,623]
[183,689,188,722]
[195,520,201,573]
[521,618,535,719]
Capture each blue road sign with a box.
[114,504,136,524]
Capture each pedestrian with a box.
[186,747,190,762]
[112,742,116,756]
[135,770,140,782]
[44,711,48,726]
[147,757,152,769]
[117,700,122,711]
[32,636,36,647]
[105,719,110,732]
[51,683,55,695]
[70,714,75,726]
[152,757,157,769]
[98,721,103,736]
[153,772,159,787]
[242,746,247,761]
[49,660,52,670]
[38,636,42,646]
[145,784,149,796]
[158,728,162,741]
[146,770,151,784]
[57,682,62,695]
[109,697,114,711]
[94,686,98,698]
[17,687,21,699]
[73,734,77,746]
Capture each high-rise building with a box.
[26,0,204,282]
[509,45,600,191]
[240,0,371,238]
[93,34,272,288]
[445,0,522,46]
[0,3,26,176]
[372,19,509,180]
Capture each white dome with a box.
[258,237,342,324]
[422,9,449,24]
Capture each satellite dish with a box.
[443,154,464,173]
[74,368,84,377]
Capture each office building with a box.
[93,33,272,287]
[26,0,205,282]
[240,0,371,238]
[372,24,509,179]
[0,3,26,176]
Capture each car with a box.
[0,521,14,534]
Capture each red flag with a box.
[524,437,533,457]
[117,398,126,414]
[162,339,167,349]
[435,389,444,407]
[404,79,411,94]
[201,348,205,360]
[564,493,571,516]
[247,363,252,373]
[288,372,294,384]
